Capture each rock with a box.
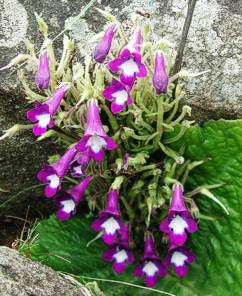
[0,246,91,296]
[0,0,242,205]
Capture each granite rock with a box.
[0,246,91,296]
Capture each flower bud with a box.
[152,51,168,94]
[35,50,50,90]
[93,23,117,63]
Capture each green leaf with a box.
[23,120,242,295]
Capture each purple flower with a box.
[35,50,50,90]
[159,184,198,246]
[92,190,125,245]
[76,99,117,161]
[103,78,132,114]
[152,51,169,95]
[126,27,142,54]
[164,246,196,277]
[102,226,134,273]
[108,48,147,86]
[37,146,77,198]
[93,23,117,63]
[27,83,69,136]
[133,234,167,287]
[71,150,90,177]
[54,176,92,221]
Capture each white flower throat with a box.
[113,249,128,263]
[60,199,75,214]
[86,135,106,153]
[171,251,188,266]
[169,215,188,234]
[36,113,50,128]
[101,217,120,234]
[112,90,128,105]
[47,174,60,188]
[142,261,158,276]
[119,58,139,77]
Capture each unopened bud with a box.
[0,54,29,71]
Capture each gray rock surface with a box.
[0,0,242,205]
[0,246,90,296]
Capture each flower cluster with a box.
[1,11,221,289]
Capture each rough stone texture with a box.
[0,0,242,205]
[0,246,90,296]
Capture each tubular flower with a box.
[133,234,167,287]
[76,99,117,161]
[93,23,117,63]
[71,150,90,177]
[35,50,50,90]
[54,176,92,221]
[102,226,134,273]
[164,246,196,277]
[108,48,147,86]
[27,83,69,136]
[37,146,77,198]
[92,190,125,245]
[159,184,198,246]
[152,51,169,95]
[126,27,142,54]
[103,78,132,114]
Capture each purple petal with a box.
[105,137,118,150]
[90,148,105,161]
[111,102,125,114]
[92,218,104,232]
[76,136,90,152]
[113,261,126,273]
[44,184,58,198]
[174,265,188,277]
[186,217,198,233]
[169,231,187,246]
[156,262,167,277]
[137,62,147,78]
[102,248,116,261]
[133,263,145,277]
[102,232,117,245]
[33,124,48,136]
[159,218,170,233]
[108,58,123,73]
[120,72,136,86]
[119,48,131,60]
[127,250,135,264]
[57,209,71,221]
[145,275,158,288]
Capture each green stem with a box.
[120,196,135,220]
[154,96,164,146]
[163,125,187,144]
[102,104,119,132]
[159,142,184,164]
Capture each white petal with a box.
[112,90,128,105]
[119,58,139,77]
[171,251,188,267]
[86,135,106,153]
[142,261,158,277]
[113,249,128,263]
[169,215,188,235]
[60,199,76,214]
[73,165,83,175]
[101,217,120,234]
[36,113,51,128]
[47,174,60,188]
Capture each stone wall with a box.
[0,0,241,206]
